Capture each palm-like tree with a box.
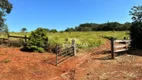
[21,28,27,32]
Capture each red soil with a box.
[0,40,142,80]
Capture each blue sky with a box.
[6,0,142,32]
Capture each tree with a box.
[0,24,9,37]
[3,24,9,35]
[65,28,75,32]
[130,22,142,49]
[123,22,131,30]
[0,0,12,28]
[50,29,58,33]
[130,6,142,22]
[130,6,142,49]
[21,28,27,32]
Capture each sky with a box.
[5,0,142,32]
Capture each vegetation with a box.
[0,31,129,49]
[0,0,12,29]
[50,29,58,33]
[21,28,27,33]
[65,22,131,32]
[25,28,48,52]
[3,59,11,63]
[46,31,129,49]
[130,6,142,49]
[130,6,142,22]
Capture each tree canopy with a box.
[0,0,12,28]
[65,22,131,32]
[130,6,142,22]
[130,5,142,49]
[21,28,27,32]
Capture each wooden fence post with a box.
[111,37,115,59]
[2,38,4,43]
[24,35,27,43]
[124,37,129,55]
[56,44,59,66]
[7,34,10,46]
[24,35,27,47]
[72,39,76,56]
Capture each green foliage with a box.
[130,6,142,49]
[1,59,11,63]
[26,28,48,52]
[1,24,9,37]
[29,46,45,53]
[65,28,75,32]
[130,22,142,49]
[21,28,27,32]
[50,29,58,33]
[0,0,12,28]
[65,22,131,32]
[4,24,9,34]
[130,6,142,22]
[60,31,64,33]
[1,31,129,51]
[46,31,128,49]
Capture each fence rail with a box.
[8,35,28,39]
[55,39,76,66]
[110,37,131,59]
[0,35,29,47]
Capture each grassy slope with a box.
[0,31,129,48]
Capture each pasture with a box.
[0,31,129,49]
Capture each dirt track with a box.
[0,40,142,80]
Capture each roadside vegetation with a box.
[0,31,129,49]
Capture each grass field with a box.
[0,31,129,49]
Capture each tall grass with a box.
[46,31,129,49]
[0,31,129,49]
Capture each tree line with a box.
[65,22,131,32]
[20,22,132,33]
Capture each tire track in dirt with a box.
[72,39,142,80]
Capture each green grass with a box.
[1,59,11,63]
[0,31,129,49]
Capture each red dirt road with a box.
[0,47,91,80]
[0,40,142,80]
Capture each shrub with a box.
[50,29,58,33]
[2,59,11,63]
[26,28,48,52]
[130,22,142,49]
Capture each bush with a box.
[26,28,48,52]
[130,22,142,49]
[50,29,58,33]
[2,59,11,63]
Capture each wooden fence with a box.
[110,37,131,59]
[0,35,28,47]
[55,39,76,66]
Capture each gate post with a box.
[24,35,27,43]
[24,35,27,47]
[72,39,76,56]
[111,37,115,59]
[55,44,59,66]
[7,34,10,46]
